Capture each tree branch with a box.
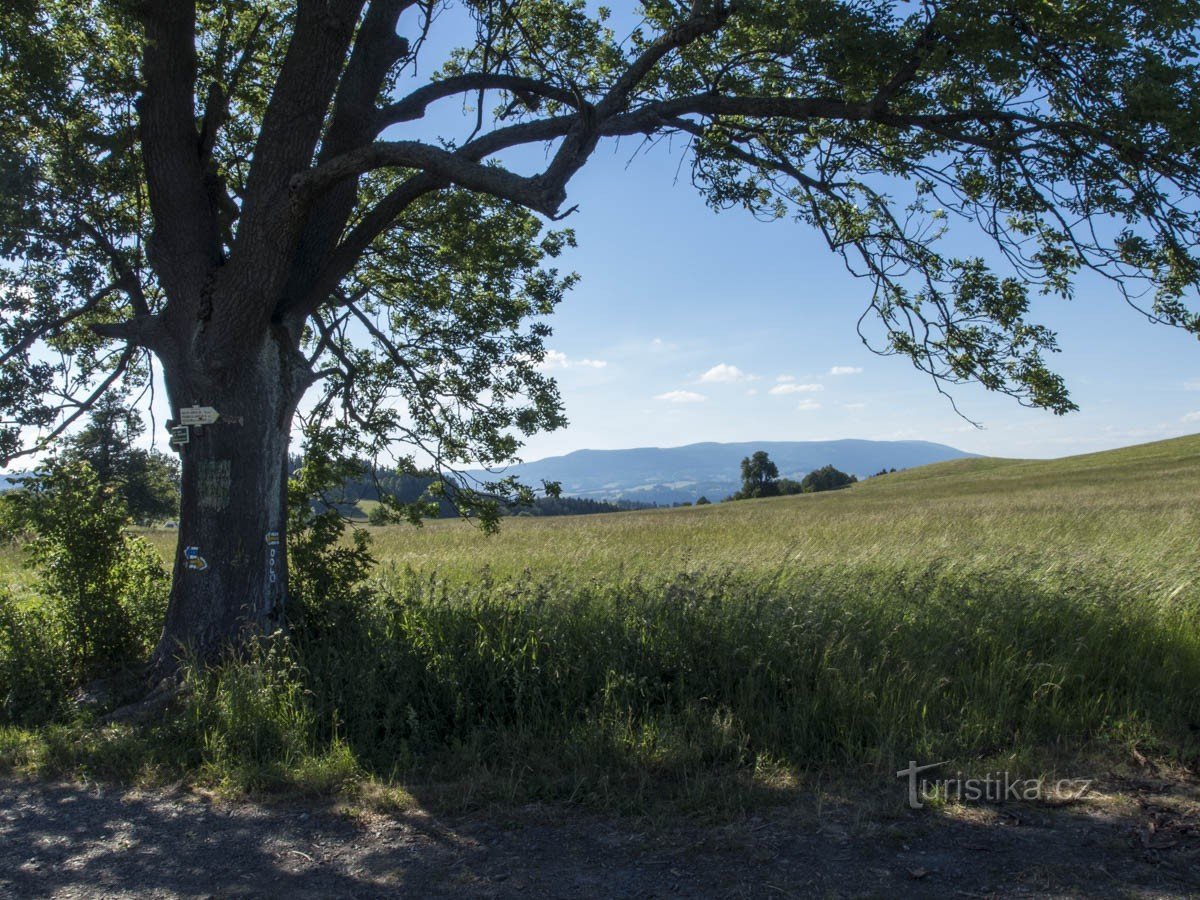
[279,0,418,323]
[293,140,565,217]
[375,73,582,130]
[3,346,136,463]
[138,0,220,301]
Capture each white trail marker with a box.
[179,406,220,426]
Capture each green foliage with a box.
[737,450,780,499]
[0,0,151,463]
[775,478,803,496]
[0,492,25,543]
[60,394,179,524]
[307,184,576,516]
[3,458,167,685]
[800,465,858,493]
[695,496,711,505]
[286,427,375,616]
[176,637,358,794]
[0,591,70,726]
[284,562,1198,806]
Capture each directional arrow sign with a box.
[179,406,220,426]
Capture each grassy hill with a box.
[365,432,1200,594]
[3,434,1198,809]
[19,431,1189,589]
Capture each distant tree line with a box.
[727,451,859,501]
[285,455,645,522]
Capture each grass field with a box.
[75,430,1199,591]
[2,433,1199,810]
[356,433,1200,591]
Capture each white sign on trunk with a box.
[180,406,220,426]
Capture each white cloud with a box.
[776,375,796,383]
[843,402,867,410]
[769,383,823,395]
[655,390,707,403]
[700,363,754,383]
[1183,411,1200,423]
[746,388,758,396]
[796,400,822,411]
[1185,380,1200,391]
[537,349,569,370]
[830,366,863,376]
[535,349,608,371]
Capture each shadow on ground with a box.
[1,773,1197,898]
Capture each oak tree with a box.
[4,0,1200,670]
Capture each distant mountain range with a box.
[472,439,976,505]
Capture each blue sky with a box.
[503,136,1200,461]
[387,3,1200,463]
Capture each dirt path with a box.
[1,775,1197,898]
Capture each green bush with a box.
[286,429,375,618]
[0,592,70,725]
[0,460,168,723]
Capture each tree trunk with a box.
[152,330,308,673]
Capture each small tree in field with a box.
[800,465,857,493]
[4,1,1200,671]
[61,394,180,524]
[739,451,780,499]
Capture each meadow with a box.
[1,434,1198,811]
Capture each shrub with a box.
[0,460,168,693]
[0,592,70,725]
[286,429,375,619]
[800,464,858,493]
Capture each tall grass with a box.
[1,434,1198,807]
[283,562,1199,807]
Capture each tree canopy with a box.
[4,0,1200,467]
[800,464,857,493]
[738,450,780,498]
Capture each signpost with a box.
[171,407,241,451]
[180,406,220,426]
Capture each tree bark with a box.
[151,328,309,673]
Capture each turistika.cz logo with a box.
[896,761,1093,810]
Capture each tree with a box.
[739,450,780,499]
[4,1,1200,670]
[61,394,180,523]
[775,478,803,496]
[695,496,711,506]
[800,464,858,493]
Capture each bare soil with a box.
[1,772,1198,898]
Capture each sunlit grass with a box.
[2,433,1198,809]
[359,433,1200,596]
